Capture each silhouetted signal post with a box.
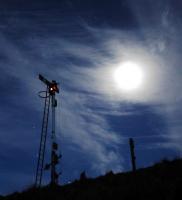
[35,74,60,187]
[129,138,136,172]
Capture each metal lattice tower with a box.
[35,74,60,188]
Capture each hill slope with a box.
[4,159,182,200]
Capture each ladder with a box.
[35,86,51,187]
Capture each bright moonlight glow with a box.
[114,61,143,91]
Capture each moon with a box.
[113,61,143,91]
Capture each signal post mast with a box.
[49,80,59,185]
[35,74,60,187]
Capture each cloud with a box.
[125,0,182,152]
[64,0,182,154]
[58,89,124,173]
[0,30,125,178]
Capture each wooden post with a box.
[129,138,136,172]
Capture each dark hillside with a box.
[4,159,182,200]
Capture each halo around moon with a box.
[113,61,143,91]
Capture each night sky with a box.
[0,0,182,195]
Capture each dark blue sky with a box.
[0,0,182,195]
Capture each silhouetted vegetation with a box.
[3,158,182,200]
